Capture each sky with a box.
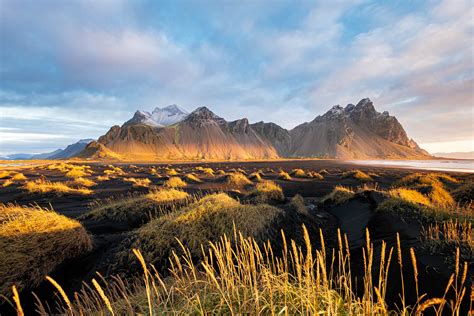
[0,0,473,155]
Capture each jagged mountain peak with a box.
[124,104,188,127]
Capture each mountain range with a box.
[1,139,94,160]
[80,98,430,160]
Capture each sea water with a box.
[349,159,474,173]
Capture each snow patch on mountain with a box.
[124,105,189,127]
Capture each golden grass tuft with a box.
[11,173,27,181]
[85,188,190,222]
[341,170,373,181]
[278,170,292,180]
[0,204,92,296]
[65,168,90,179]
[0,170,12,179]
[396,173,456,208]
[388,188,431,206]
[2,179,13,187]
[166,168,179,176]
[321,185,355,204]
[248,171,263,182]
[74,177,97,187]
[123,177,151,188]
[250,180,284,202]
[23,179,92,196]
[103,165,125,176]
[291,168,307,177]
[97,175,111,182]
[163,177,187,188]
[195,166,214,176]
[225,172,252,186]
[126,193,281,267]
[183,173,202,183]
[307,171,324,180]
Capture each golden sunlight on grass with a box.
[0,204,92,296]
[73,177,97,187]
[321,185,355,204]
[163,176,187,188]
[28,228,468,315]
[195,166,214,176]
[11,173,27,181]
[341,169,373,181]
[249,171,263,181]
[123,177,152,188]
[183,173,202,183]
[103,165,125,176]
[225,172,252,186]
[396,173,456,208]
[96,175,110,181]
[23,179,93,195]
[2,179,13,187]
[291,168,307,177]
[123,193,281,268]
[47,163,92,178]
[388,188,431,206]
[307,171,324,180]
[85,188,190,222]
[0,171,12,179]
[278,170,292,180]
[250,180,284,202]
[165,168,179,176]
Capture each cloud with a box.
[0,0,472,154]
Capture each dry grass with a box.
[163,177,187,188]
[388,188,431,206]
[216,169,226,176]
[341,170,373,181]
[23,179,92,196]
[103,165,125,176]
[195,166,214,176]
[124,177,152,188]
[28,227,469,315]
[278,170,292,181]
[321,185,355,204]
[291,168,307,177]
[307,171,324,180]
[290,194,308,215]
[183,173,202,183]
[2,179,13,187]
[422,220,473,267]
[0,170,12,179]
[166,168,179,176]
[85,188,190,222]
[248,171,263,182]
[396,173,456,208]
[0,204,92,296]
[11,173,27,181]
[96,175,111,182]
[225,172,252,186]
[121,193,281,269]
[73,177,97,187]
[250,180,284,202]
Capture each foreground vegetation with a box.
[12,228,471,315]
[1,164,472,315]
[0,204,92,296]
